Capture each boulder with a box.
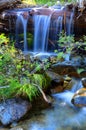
[71,88,86,107]
[0,98,32,125]
[50,62,79,77]
[82,78,86,87]
[46,70,64,93]
[80,70,86,78]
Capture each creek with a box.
[10,79,86,130]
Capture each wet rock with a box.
[46,70,64,83]
[63,80,70,89]
[50,62,79,77]
[10,127,24,130]
[70,44,86,67]
[80,70,86,78]
[0,128,9,130]
[0,98,32,125]
[46,70,64,93]
[71,91,86,107]
[63,78,75,90]
[82,78,86,87]
[71,78,86,107]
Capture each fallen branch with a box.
[33,83,52,104]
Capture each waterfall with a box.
[77,0,84,8]
[49,16,63,51]
[66,10,74,35]
[6,8,75,53]
[33,15,51,52]
[15,12,28,52]
[52,16,63,35]
[58,16,63,33]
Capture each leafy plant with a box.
[0,33,9,45]
[21,0,36,5]
[58,31,75,52]
[0,34,51,102]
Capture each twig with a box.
[32,83,51,104]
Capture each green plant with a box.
[18,74,48,101]
[0,34,51,102]
[0,33,9,45]
[0,73,49,101]
[58,31,75,52]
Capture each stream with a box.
[10,78,86,130]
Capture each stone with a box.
[81,78,86,87]
[70,44,86,67]
[80,70,86,78]
[0,98,32,125]
[46,70,64,93]
[50,62,79,77]
[71,88,86,107]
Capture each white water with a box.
[33,15,51,52]
[25,79,86,130]
[77,0,84,8]
[16,12,28,52]
[11,79,86,130]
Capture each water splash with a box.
[33,15,51,52]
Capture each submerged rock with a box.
[0,98,32,125]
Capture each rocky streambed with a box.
[0,49,86,130]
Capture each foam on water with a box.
[26,79,86,130]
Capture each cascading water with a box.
[12,79,86,130]
[50,16,63,42]
[6,8,74,54]
[66,10,74,35]
[48,15,63,51]
[15,12,28,52]
[33,15,51,52]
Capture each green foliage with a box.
[0,33,9,45]
[18,74,48,101]
[21,0,80,6]
[0,73,49,101]
[21,0,36,5]
[77,68,84,74]
[55,32,86,62]
[0,34,50,101]
[19,33,33,48]
[58,31,75,52]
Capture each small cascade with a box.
[15,79,86,130]
[66,10,74,35]
[58,16,63,33]
[51,15,63,35]
[4,7,75,53]
[49,16,63,51]
[71,79,83,92]
[15,12,28,52]
[77,0,84,8]
[33,15,51,52]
